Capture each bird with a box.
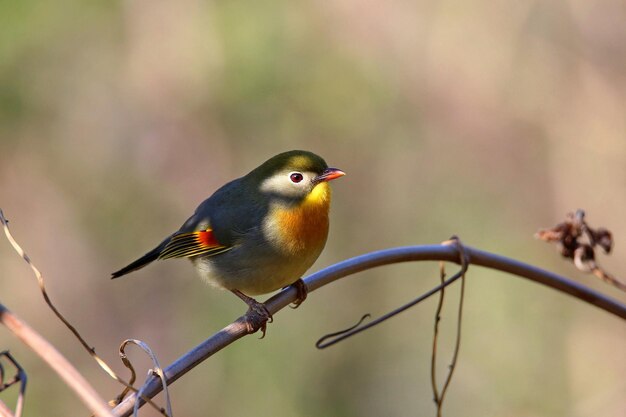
[111,150,345,335]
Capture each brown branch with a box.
[112,244,626,416]
[0,209,166,416]
[0,303,114,417]
[431,239,468,417]
[430,262,446,413]
[119,340,172,417]
[315,240,469,348]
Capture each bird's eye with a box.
[289,172,304,183]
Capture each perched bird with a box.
[112,150,345,334]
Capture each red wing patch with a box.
[158,229,231,260]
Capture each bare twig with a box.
[0,209,166,416]
[0,304,114,417]
[112,244,626,416]
[314,273,463,348]
[0,209,87,348]
[0,351,26,417]
[112,351,137,408]
[430,262,446,412]
[431,238,467,417]
[119,340,172,417]
[315,314,371,349]
[315,239,469,348]
[439,262,465,399]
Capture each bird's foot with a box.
[231,290,273,338]
[244,304,272,338]
[289,279,308,309]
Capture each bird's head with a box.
[250,150,345,206]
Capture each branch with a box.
[0,209,166,416]
[119,340,172,417]
[0,304,114,417]
[112,244,626,416]
[428,238,468,417]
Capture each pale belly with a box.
[192,245,323,295]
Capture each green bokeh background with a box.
[1,1,625,416]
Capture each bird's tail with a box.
[111,237,171,279]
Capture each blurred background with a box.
[1,0,625,416]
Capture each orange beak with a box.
[315,167,346,183]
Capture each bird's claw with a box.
[243,302,273,338]
[231,289,273,338]
[289,279,308,309]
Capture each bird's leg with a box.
[231,289,273,338]
[289,279,308,309]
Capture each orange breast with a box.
[273,183,331,255]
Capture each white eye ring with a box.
[289,172,304,183]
